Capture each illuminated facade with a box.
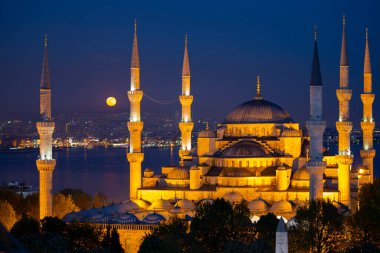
[63,19,377,253]
[36,34,56,219]
[127,21,144,200]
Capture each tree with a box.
[93,192,107,208]
[40,216,67,235]
[189,198,256,253]
[65,221,104,252]
[294,199,344,253]
[139,217,189,253]
[53,193,79,219]
[110,227,123,253]
[60,188,92,210]
[10,215,40,239]
[255,212,278,247]
[0,200,17,230]
[352,179,380,243]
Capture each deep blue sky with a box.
[0,0,378,127]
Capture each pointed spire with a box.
[310,26,322,86]
[364,27,371,73]
[131,19,139,68]
[276,217,286,232]
[182,33,190,76]
[40,33,51,89]
[340,15,349,66]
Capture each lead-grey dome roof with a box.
[221,141,270,158]
[224,99,292,123]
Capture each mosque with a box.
[35,17,375,253]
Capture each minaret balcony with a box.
[128,90,143,102]
[36,159,56,171]
[179,95,193,105]
[360,149,376,159]
[336,121,352,133]
[36,121,55,134]
[360,93,375,104]
[336,88,352,102]
[360,121,375,131]
[335,154,353,165]
[127,152,144,163]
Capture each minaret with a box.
[306,27,326,201]
[275,218,288,253]
[360,28,376,183]
[335,16,353,207]
[127,20,144,200]
[36,34,56,219]
[178,34,194,161]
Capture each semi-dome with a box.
[293,167,309,181]
[167,167,190,179]
[224,99,292,124]
[247,199,269,213]
[223,192,243,203]
[221,141,270,158]
[270,200,293,213]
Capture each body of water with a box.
[0,144,378,202]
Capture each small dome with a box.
[90,212,110,223]
[112,201,140,214]
[221,141,270,158]
[62,212,79,223]
[176,199,196,211]
[198,129,216,138]
[116,213,138,224]
[170,205,185,214]
[167,167,189,179]
[247,199,269,213]
[148,199,172,211]
[142,213,166,224]
[293,168,309,181]
[281,127,301,137]
[144,168,154,178]
[270,200,293,213]
[223,192,243,203]
[132,199,150,209]
[225,99,293,124]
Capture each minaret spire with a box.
[336,15,353,208]
[182,33,190,77]
[131,19,139,69]
[179,33,194,162]
[340,15,349,67]
[310,27,322,87]
[36,33,56,219]
[360,27,376,184]
[127,20,144,199]
[40,33,51,90]
[364,28,371,74]
[306,26,326,201]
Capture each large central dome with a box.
[224,98,292,124]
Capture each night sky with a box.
[0,0,379,128]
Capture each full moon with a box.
[106,97,117,107]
